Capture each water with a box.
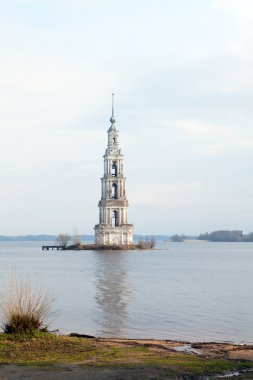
[0,241,252,343]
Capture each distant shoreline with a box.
[1,232,253,243]
[0,234,170,242]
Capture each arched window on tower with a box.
[112,210,118,227]
[113,137,115,144]
[112,162,117,176]
[112,183,117,199]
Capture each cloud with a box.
[131,181,205,207]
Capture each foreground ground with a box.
[0,333,253,379]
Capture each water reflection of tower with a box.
[94,251,133,337]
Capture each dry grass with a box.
[0,275,55,334]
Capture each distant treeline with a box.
[0,234,170,242]
[6,232,252,243]
[0,235,94,242]
[170,234,197,242]
[171,234,188,242]
[171,230,253,242]
[198,230,253,242]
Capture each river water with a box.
[0,241,252,343]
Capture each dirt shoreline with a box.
[96,337,253,361]
[68,334,253,361]
[0,336,253,380]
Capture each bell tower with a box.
[94,94,133,246]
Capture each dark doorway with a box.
[112,183,118,198]
[112,163,117,176]
[112,210,118,227]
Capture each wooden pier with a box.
[42,245,63,251]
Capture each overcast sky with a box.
[0,0,253,235]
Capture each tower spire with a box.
[110,92,116,125]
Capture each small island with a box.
[42,233,156,251]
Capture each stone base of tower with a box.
[94,224,133,246]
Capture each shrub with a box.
[56,233,71,249]
[138,237,156,249]
[0,275,55,334]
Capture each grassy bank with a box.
[0,333,252,378]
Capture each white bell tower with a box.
[94,94,133,246]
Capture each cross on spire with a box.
[110,92,116,125]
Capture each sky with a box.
[0,0,253,235]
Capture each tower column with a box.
[94,94,133,246]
